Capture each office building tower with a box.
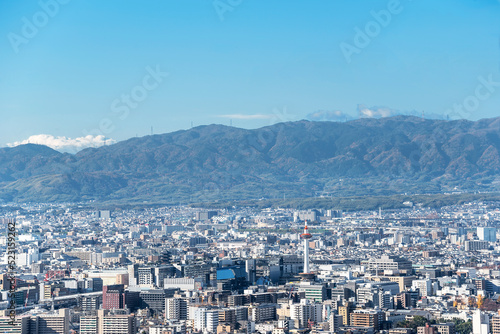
[477,227,496,242]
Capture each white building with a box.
[192,307,219,333]
[473,309,489,334]
[290,299,322,328]
[477,227,496,242]
[80,315,98,334]
[205,310,219,333]
[412,279,432,297]
[164,278,203,291]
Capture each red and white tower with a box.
[299,221,315,280]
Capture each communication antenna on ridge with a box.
[151,126,153,135]
[191,121,193,128]
[230,119,232,126]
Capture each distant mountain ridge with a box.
[2,116,500,203]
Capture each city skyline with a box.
[3,2,500,332]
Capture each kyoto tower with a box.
[299,221,315,280]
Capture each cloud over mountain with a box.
[306,110,354,122]
[357,104,400,118]
[356,104,446,120]
[7,134,116,153]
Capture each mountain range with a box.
[2,116,500,204]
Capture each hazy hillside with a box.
[2,116,500,203]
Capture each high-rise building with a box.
[137,267,155,286]
[465,241,490,252]
[195,211,218,221]
[491,315,500,334]
[290,299,322,328]
[192,307,219,333]
[477,227,496,242]
[98,210,111,220]
[128,264,139,287]
[473,309,489,334]
[248,304,276,323]
[30,309,70,334]
[0,274,12,291]
[96,309,135,334]
[0,315,30,334]
[328,313,342,333]
[140,289,177,314]
[189,236,208,247]
[295,210,318,222]
[79,295,102,312]
[205,310,219,333]
[246,259,257,284]
[338,302,353,326]
[350,310,384,330]
[80,316,98,334]
[154,266,176,287]
[376,291,394,309]
[166,297,188,320]
[412,279,432,297]
[299,282,326,302]
[218,308,236,324]
[102,284,125,309]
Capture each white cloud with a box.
[217,114,274,120]
[306,110,354,122]
[356,104,446,120]
[357,104,398,118]
[7,134,116,153]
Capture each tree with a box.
[413,316,430,327]
[395,316,429,330]
[477,295,484,309]
[452,319,472,334]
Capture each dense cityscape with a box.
[2,201,500,334]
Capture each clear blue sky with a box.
[1,0,499,148]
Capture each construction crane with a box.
[288,285,295,300]
[23,276,41,307]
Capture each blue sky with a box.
[1,0,499,151]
